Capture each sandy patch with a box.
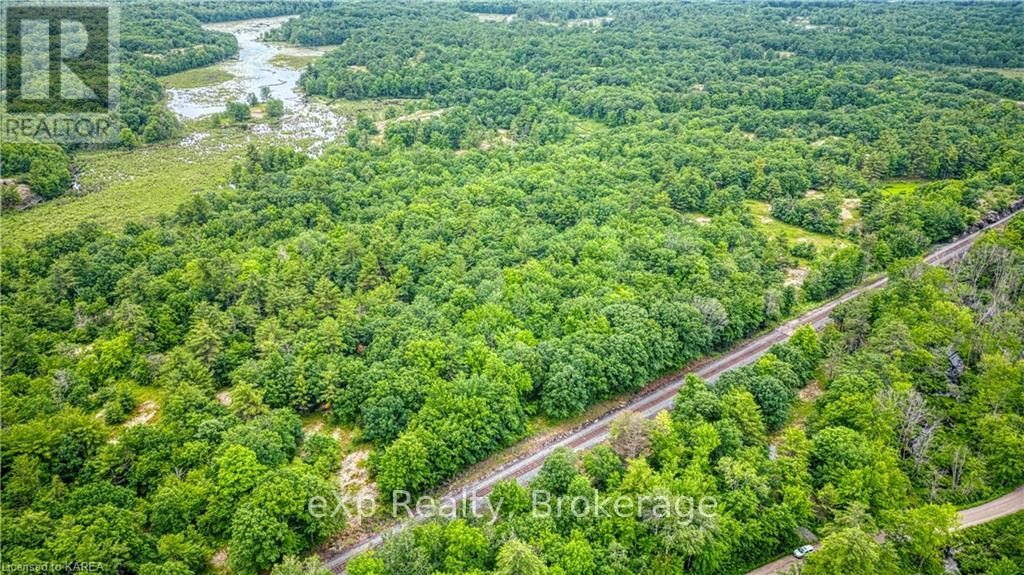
[478,128,512,150]
[125,400,159,428]
[211,548,228,569]
[14,184,38,208]
[336,450,378,527]
[373,108,446,134]
[785,267,809,287]
[475,13,516,23]
[1,179,42,210]
[799,380,822,402]
[216,390,232,406]
[566,16,614,27]
[840,198,861,221]
[304,420,325,436]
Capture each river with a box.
[165,16,347,152]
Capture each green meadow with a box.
[160,66,235,89]
[3,128,245,245]
[744,200,850,252]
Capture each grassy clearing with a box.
[301,412,356,450]
[268,52,319,69]
[744,200,849,251]
[574,118,610,138]
[977,67,1024,80]
[787,380,821,429]
[877,179,928,196]
[324,97,428,121]
[371,108,446,139]
[126,386,169,427]
[2,96,405,247]
[133,386,168,405]
[265,42,338,70]
[879,177,1018,216]
[2,127,246,246]
[161,66,234,89]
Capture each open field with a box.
[269,52,321,69]
[2,127,245,245]
[744,200,850,251]
[161,66,235,89]
[878,179,927,195]
[2,95,418,247]
[323,97,430,121]
[977,67,1024,79]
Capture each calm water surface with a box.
[166,16,347,150]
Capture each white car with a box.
[794,545,815,559]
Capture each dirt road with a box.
[325,207,1022,572]
[746,485,1024,575]
[958,485,1024,529]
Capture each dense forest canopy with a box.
[349,217,1024,575]
[2,1,1023,574]
[176,0,331,23]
